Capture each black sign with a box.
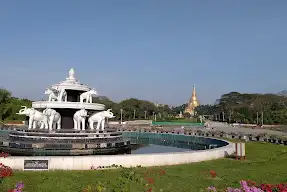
[24,160,49,170]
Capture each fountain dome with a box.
[50,68,90,92]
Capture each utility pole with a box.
[144,110,147,119]
[133,110,136,119]
[261,111,264,126]
[120,108,123,124]
[229,110,232,124]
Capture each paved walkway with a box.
[206,121,287,136]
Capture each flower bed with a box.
[205,169,287,192]
[0,152,25,192]
[208,180,287,192]
[4,122,24,125]
[82,167,287,192]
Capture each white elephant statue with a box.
[57,88,67,102]
[80,89,97,103]
[44,88,58,102]
[17,106,45,129]
[88,109,115,131]
[44,88,67,102]
[42,108,61,130]
[73,109,88,130]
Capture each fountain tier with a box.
[32,102,105,129]
[0,128,131,156]
[32,101,104,110]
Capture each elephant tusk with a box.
[17,108,25,114]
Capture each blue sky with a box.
[1,0,287,105]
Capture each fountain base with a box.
[0,128,131,156]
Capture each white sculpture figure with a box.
[73,109,88,130]
[44,87,67,102]
[88,109,115,131]
[68,68,75,80]
[80,89,97,103]
[44,88,59,101]
[17,106,45,129]
[42,108,61,130]
[57,88,67,102]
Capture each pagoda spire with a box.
[184,84,200,116]
[192,84,196,101]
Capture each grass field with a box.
[1,142,287,192]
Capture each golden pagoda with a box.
[184,84,200,116]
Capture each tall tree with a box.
[0,89,12,121]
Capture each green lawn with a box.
[1,142,287,192]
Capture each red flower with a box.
[258,182,287,192]
[146,178,154,184]
[147,188,152,192]
[209,170,216,178]
[246,180,256,186]
[159,169,166,176]
[0,164,13,179]
[0,152,10,158]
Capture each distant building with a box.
[154,102,165,107]
[184,85,200,116]
[176,111,183,118]
[277,90,287,97]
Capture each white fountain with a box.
[2,68,130,156]
[17,68,115,131]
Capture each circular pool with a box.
[1,129,229,155]
[0,129,235,170]
[124,131,229,154]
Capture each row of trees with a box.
[195,92,287,125]
[92,97,176,120]
[2,88,287,124]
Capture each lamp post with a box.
[261,111,264,126]
[120,108,123,124]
